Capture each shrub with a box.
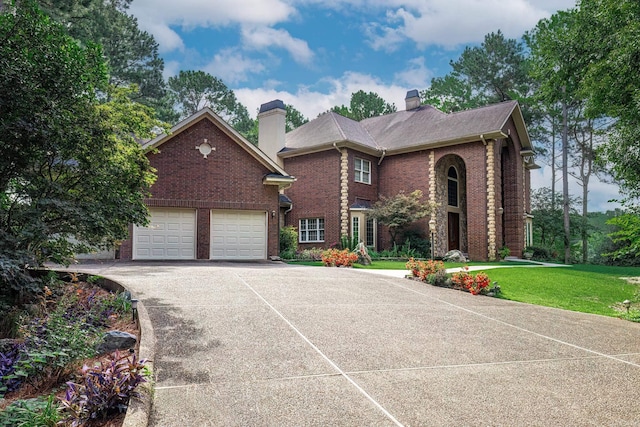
[60,351,147,426]
[451,267,491,295]
[401,230,431,258]
[339,235,358,251]
[426,269,449,287]
[0,394,61,427]
[498,246,511,259]
[279,226,298,254]
[296,248,324,261]
[406,258,445,281]
[321,249,358,267]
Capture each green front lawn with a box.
[489,264,640,317]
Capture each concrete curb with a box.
[122,296,155,427]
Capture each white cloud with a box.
[393,56,433,88]
[366,0,577,50]
[234,71,411,120]
[241,26,314,65]
[130,0,295,54]
[202,49,266,84]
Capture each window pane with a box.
[448,178,458,207]
[366,218,375,246]
[352,217,359,242]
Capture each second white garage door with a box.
[210,210,267,260]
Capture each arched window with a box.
[447,166,458,207]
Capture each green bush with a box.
[0,394,61,427]
[279,226,298,254]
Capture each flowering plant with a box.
[451,267,491,295]
[406,258,446,281]
[321,249,358,267]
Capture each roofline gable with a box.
[142,107,291,176]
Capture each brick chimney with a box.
[258,100,286,168]
[405,89,421,111]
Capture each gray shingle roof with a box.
[283,100,524,156]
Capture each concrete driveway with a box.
[75,262,640,426]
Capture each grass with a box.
[286,259,640,318]
[488,264,640,317]
[286,259,537,269]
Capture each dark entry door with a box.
[448,212,460,250]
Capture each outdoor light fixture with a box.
[623,299,631,313]
[131,299,139,321]
[429,218,436,260]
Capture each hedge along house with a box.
[118,107,295,261]
[266,90,538,261]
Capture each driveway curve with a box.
[74,262,640,426]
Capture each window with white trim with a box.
[299,218,325,243]
[355,158,371,184]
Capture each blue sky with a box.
[128,0,621,211]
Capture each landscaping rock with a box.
[443,250,467,263]
[96,331,137,354]
[355,243,372,265]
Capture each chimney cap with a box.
[259,99,286,114]
[405,89,419,100]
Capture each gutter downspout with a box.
[333,142,341,153]
[480,134,487,145]
[378,148,387,165]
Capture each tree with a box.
[286,104,309,131]
[421,31,536,115]
[526,10,586,264]
[604,209,640,266]
[0,2,164,294]
[38,0,166,109]
[166,70,250,126]
[573,0,640,204]
[367,190,433,245]
[331,90,396,121]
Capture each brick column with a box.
[486,140,497,261]
[340,149,349,236]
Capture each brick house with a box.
[259,90,537,261]
[118,107,294,260]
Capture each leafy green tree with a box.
[37,0,166,109]
[286,104,309,131]
[367,190,433,245]
[604,210,640,266]
[526,10,586,264]
[573,0,640,204]
[166,70,250,125]
[331,90,396,121]
[0,2,164,294]
[422,31,535,113]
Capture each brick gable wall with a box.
[119,118,280,260]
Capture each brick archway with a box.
[435,155,467,256]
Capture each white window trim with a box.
[355,158,371,184]
[299,218,325,243]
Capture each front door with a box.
[448,211,460,250]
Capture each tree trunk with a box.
[562,92,571,264]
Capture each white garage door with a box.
[133,208,196,260]
[210,210,267,260]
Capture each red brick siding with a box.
[435,142,487,261]
[283,150,342,249]
[120,118,280,260]
[349,150,379,206]
[378,151,431,248]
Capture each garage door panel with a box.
[210,210,266,260]
[133,208,196,260]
